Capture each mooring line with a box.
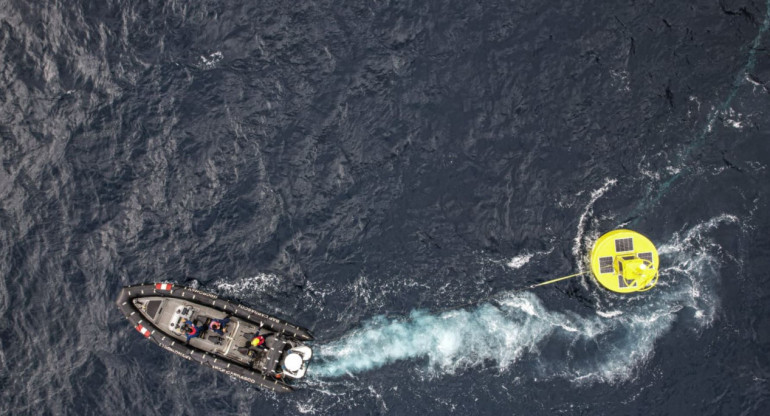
[516,271,587,291]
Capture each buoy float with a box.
[590,229,659,293]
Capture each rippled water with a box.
[2,1,770,415]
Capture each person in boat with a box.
[208,317,230,335]
[181,318,202,342]
[237,332,268,361]
[238,332,267,352]
[249,333,266,349]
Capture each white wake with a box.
[311,215,737,384]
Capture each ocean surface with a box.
[2,0,770,415]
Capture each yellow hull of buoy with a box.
[590,229,659,293]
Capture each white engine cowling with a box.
[281,346,312,379]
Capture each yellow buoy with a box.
[590,229,659,293]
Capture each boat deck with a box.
[137,297,284,373]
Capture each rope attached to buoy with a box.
[515,271,587,292]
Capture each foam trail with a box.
[313,293,560,378]
[311,216,735,383]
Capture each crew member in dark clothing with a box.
[181,318,202,342]
[208,317,230,335]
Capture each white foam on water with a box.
[485,247,553,272]
[350,275,374,307]
[211,273,281,298]
[312,293,560,378]
[596,310,623,318]
[311,215,738,385]
[639,167,661,181]
[572,178,617,261]
[610,68,631,92]
[687,95,702,119]
[199,51,223,69]
[506,252,535,269]
[721,107,747,129]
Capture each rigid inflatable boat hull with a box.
[116,283,313,393]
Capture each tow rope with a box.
[516,271,587,292]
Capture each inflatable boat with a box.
[115,283,313,393]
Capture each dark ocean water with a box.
[2,0,770,414]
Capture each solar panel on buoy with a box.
[590,230,659,293]
[599,257,614,274]
[614,238,634,252]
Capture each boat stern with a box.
[281,345,313,379]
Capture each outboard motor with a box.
[281,346,312,379]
